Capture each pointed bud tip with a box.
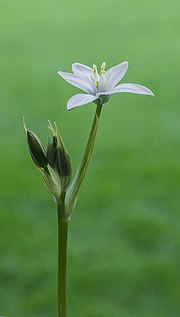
[23,116,27,133]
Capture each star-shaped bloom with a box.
[58,62,154,111]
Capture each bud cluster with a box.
[24,120,72,199]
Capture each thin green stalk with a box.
[66,104,103,217]
[57,192,69,317]
[76,104,102,186]
[56,104,103,317]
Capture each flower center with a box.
[93,62,106,88]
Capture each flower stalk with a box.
[57,191,68,317]
[56,103,102,317]
[65,103,102,218]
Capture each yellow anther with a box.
[100,62,106,75]
[93,64,98,77]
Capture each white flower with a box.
[58,62,154,111]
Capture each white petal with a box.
[97,83,154,97]
[72,64,97,95]
[67,94,99,111]
[105,61,129,90]
[112,83,154,96]
[72,63,93,76]
[98,73,107,93]
[57,71,93,94]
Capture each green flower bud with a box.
[47,123,72,191]
[27,129,48,168]
[46,136,57,169]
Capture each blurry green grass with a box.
[0,0,180,316]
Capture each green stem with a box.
[57,192,69,317]
[76,104,102,182]
[80,104,102,170]
[56,104,103,316]
[66,104,103,216]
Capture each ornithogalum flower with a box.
[58,61,154,110]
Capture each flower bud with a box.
[27,129,48,168]
[47,123,72,191]
[46,136,57,169]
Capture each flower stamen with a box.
[93,64,100,88]
[100,62,106,75]
[93,64,98,78]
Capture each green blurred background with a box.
[0,0,180,316]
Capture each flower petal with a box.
[72,63,93,76]
[98,73,107,93]
[97,83,154,97]
[105,61,129,90]
[113,83,154,96]
[57,71,93,94]
[67,94,99,111]
[72,63,97,95]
